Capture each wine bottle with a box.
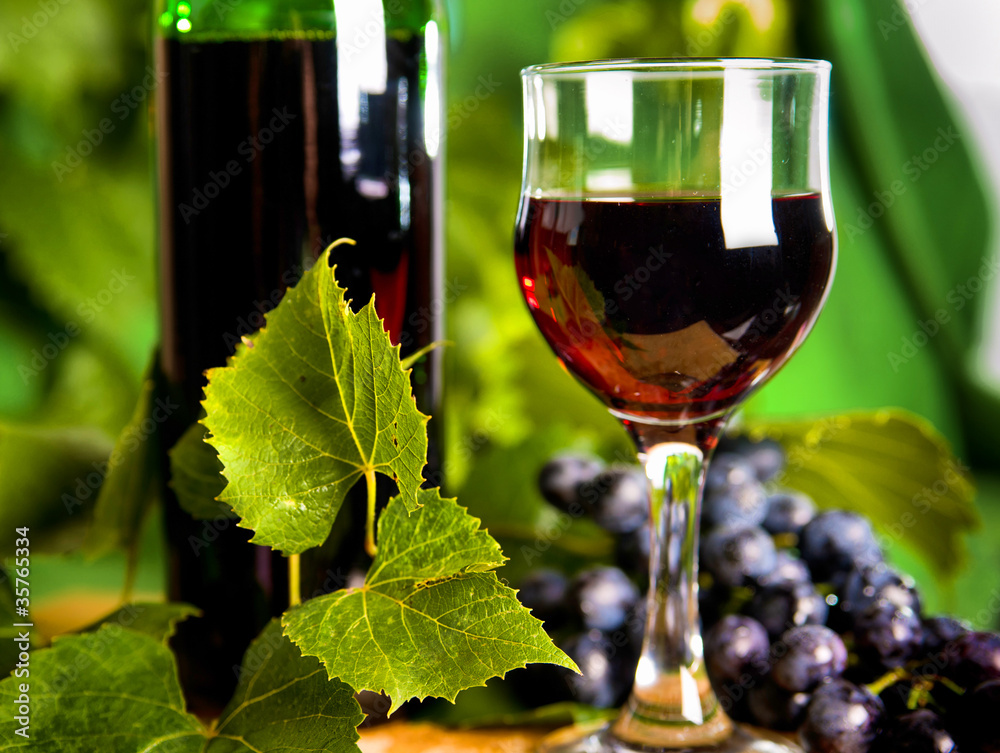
[152,0,445,713]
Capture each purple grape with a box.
[771,625,848,693]
[615,521,651,577]
[943,631,1000,690]
[757,550,813,588]
[579,467,649,534]
[952,679,1000,751]
[538,454,604,513]
[875,710,957,753]
[799,511,883,582]
[704,615,770,688]
[853,601,923,670]
[517,568,569,626]
[747,679,810,730]
[716,436,787,482]
[837,566,921,621]
[747,582,829,640]
[559,630,634,708]
[801,679,884,753]
[920,616,968,657]
[702,481,768,529]
[701,525,777,588]
[569,566,641,633]
[762,491,816,536]
[705,453,758,494]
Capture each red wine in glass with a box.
[514,194,834,424]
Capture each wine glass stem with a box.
[611,420,731,749]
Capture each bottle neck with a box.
[155,0,438,41]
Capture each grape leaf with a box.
[746,410,978,577]
[169,423,232,520]
[202,248,429,554]
[211,620,363,753]
[0,619,363,753]
[82,602,201,644]
[283,489,579,714]
[85,365,169,564]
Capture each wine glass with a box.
[514,59,835,753]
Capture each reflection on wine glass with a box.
[514,59,835,753]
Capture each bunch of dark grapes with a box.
[514,439,1000,753]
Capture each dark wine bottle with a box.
[152,0,445,713]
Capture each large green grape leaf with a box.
[746,410,978,578]
[202,247,429,554]
[0,619,363,753]
[283,489,578,714]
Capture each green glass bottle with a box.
[153,0,445,713]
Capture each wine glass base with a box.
[537,722,802,753]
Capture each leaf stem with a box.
[400,340,451,371]
[365,469,378,557]
[288,554,302,607]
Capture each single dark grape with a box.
[569,566,641,633]
[771,625,848,693]
[699,583,731,631]
[615,521,651,578]
[874,709,957,753]
[701,525,777,588]
[704,615,770,689]
[747,679,811,730]
[943,631,1000,690]
[705,453,758,495]
[716,436,787,482]
[853,601,923,670]
[799,511,883,582]
[757,550,813,589]
[702,481,768,529]
[517,569,570,626]
[560,630,634,708]
[747,582,828,640]
[920,616,968,657]
[579,467,649,534]
[762,491,816,536]
[800,679,885,753]
[538,454,604,513]
[951,679,1000,752]
[837,565,921,622]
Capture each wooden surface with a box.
[360,723,550,753]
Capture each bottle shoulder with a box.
[156,0,440,41]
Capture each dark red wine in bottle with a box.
[514,194,834,424]
[154,8,444,711]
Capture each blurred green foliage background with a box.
[1,0,999,628]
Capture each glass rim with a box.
[522,57,831,78]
